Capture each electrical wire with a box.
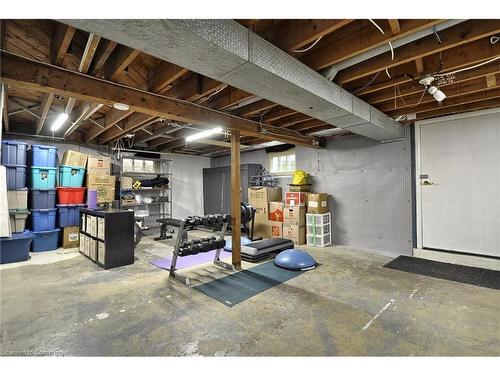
[291,35,324,53]
[351,71,381,94]
[434,55,500,77]
[198,85,227,103]
[368,19,385,34]
[385,68,391,78]
[388,41,394,60]
[491,36,499,44]
[396,84,427,108]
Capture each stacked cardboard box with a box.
[248,187,282,238]
[307,193,329,214]
[268,201,284,238]
[86,155,114,204]
[283,192,307,245]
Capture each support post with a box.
[231,130,241,269]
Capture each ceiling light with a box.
[51,113,69,132]
[113,103,130,111]
[186,127,223,142]
[427,86,446,102]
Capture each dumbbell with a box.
[222,214,231,223]
[204,214,217,227]
[215,238,226,249]
[189,239,202,255]
[200,238,211,252]
[177,240,191,257]
[206,236,217,250]
[214,215,224,225]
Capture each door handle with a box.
[421,180,437,186]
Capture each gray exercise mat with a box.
[193,261,304,307]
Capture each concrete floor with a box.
[1,233,499,356]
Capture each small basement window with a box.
[268,148,296,176]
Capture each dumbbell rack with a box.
[159,217,234,286]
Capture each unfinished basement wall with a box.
[210,129,413,258]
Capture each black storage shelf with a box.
[79,208,135,270]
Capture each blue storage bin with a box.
[0,230,32,264]
[1,141,28,166]
[59,165,86,187]
[29,189,57,209]
[30,208,57,231]
[30,166,57,189]
[30,228,60,252]
[56,204,86,227]
[30,145,58,168]
[5,164,27,189]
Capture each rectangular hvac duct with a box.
[62,19,404,141]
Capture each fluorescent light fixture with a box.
[113,102,130,111]
[185,127,223,142]
[427,86,446,102]
[51,113,69,131]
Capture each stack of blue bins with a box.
[1,141,32,264]
[29,145,60,252]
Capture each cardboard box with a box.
[288,184,312,192]
[269,201,285,222]
[120,177,133,190]
[87,155,111,175]
[283,205,306,226]
[285,192,307,206]
[248,187,282,208]
[86,174,116,203]
[270,221,283,238]
[307,193,329,214]
[283,224,306,245]
[62,150,88,168]
[253,220,272,239]
[62,226,80,249]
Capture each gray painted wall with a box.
[211,130,413,257]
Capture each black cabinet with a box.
[79,208,135,269]
[203,164,262,214]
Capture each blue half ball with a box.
[274,249,316,271]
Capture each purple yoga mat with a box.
[151,249,231,270]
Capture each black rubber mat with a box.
[194,261,304,306]
[384,256,500,290]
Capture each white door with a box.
[417,110,500,258]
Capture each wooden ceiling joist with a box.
[336,20,500,84]
[51,24,75,65]
[64,102,103,137]
[277,19,353,52]
[90,39,117,74]
[35,93,54,134]
[230,99,277,118]
[416,97,500,120]
[207,87,255,111]
[166,74,226,102]
[271,113,311,127]
[98,113,156,143]
[85,108,133,142]
[387,20,401,34]
[104,45,140,81]
[1,84,9,132]
[147,61,189,94]
[262,107,297,122]
[300,19,442,71]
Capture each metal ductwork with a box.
[63,19,404,141]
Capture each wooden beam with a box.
[149,128,194,149]
[388,20,401,34]
[79,33,101,74]
[51,24,76,65]
[0,52,319,147]
[85,108,133,142]
[277,19,353,52]
[1,84,9,132]
[90,39,118,74]
[104,45,140,81]
[416,97,500,120]
[231,99,277,118]
[147,61,189,94]
[231,130,241,269]
[272,113,311,127]
[207,87,254,110]
[301,19,442,71]
[287,119,325,132]
[336,20,500,84]
[35,93,54,134]
[486,74,497,88]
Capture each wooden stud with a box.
[415,57,425,75]
[231,129,241,269]
[388,20,401,34]
[104,45,140,81]
[35,93,54,134]
[51,24,76,65]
